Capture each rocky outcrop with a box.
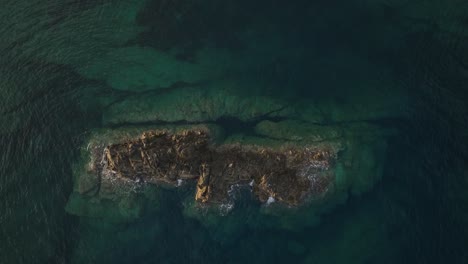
[66,121,390,222]
[104,130,209,184]
[81,128,338,207]
[194,145,338,206]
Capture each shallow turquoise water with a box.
[1,1,468,263]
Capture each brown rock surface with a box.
[96,129,338,206]
[104,130,210,184]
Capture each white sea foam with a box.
[227,183,242,198]
[266,196,275,205]
[219,202,234,215]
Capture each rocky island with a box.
[66,121,390,223]
[91,128,336,205]
[59,0,403,227]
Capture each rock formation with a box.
[66,121,390,222]
[89,128,338,207]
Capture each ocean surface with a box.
[1,1,468,263]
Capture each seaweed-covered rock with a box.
[255,120,343,142]
[103,83,292,125]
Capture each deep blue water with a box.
[1,1,468,263]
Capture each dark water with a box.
[1,1,468,263]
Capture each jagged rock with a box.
[104,130,210,185]
[79,128,338,207]
[67,121,391,223]
[194,145,338,206]
[65,124,222,222]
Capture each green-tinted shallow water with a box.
[1,1,468,263]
